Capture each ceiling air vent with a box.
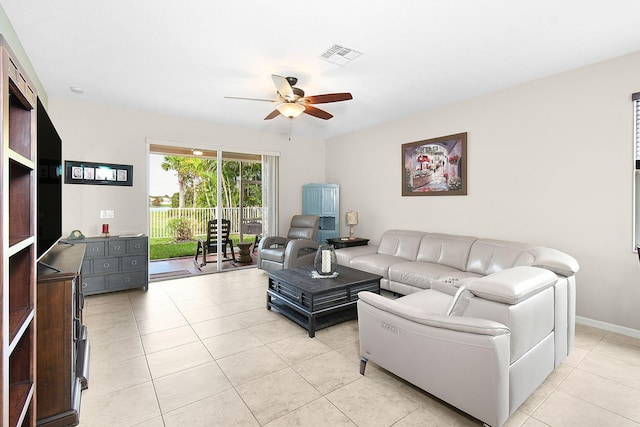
[320,44,362,66]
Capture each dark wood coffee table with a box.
[267,264,381,337]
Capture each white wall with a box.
[7,1,639,333]
[326,51,640,334]
[0,10,46,103]
[48,97,326,238]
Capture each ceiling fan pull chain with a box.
[288,118,293,142]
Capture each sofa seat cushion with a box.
[335,245,378,266]
[389,262,461,291]
[350,254,406,279]
[260,247,285,263]
[431,275,482,296]
[395,289,454,315]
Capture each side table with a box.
[236,241,253,263]
[326,237,369,249]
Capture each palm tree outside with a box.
[160,156,197,208]
[151,153,262,260]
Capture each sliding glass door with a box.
[148,143,275,275]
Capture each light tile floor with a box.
[79,268,640,426]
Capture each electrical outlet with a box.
[100,210,115,219]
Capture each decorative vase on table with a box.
[314,244,337,276]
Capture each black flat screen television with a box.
[36,98,63,260]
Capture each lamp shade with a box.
[276,102,305,118]
[346,211,359,225]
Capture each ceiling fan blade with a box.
[272,75,295,101]
[303,105,333,120]
[224,96,277,102]
[303,93,353,104]
[264,109,281,120]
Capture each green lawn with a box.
[149,237,199,260]
[149,235,251,260]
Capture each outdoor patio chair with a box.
[194,219,236,268]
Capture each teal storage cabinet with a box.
[303,183,339,244]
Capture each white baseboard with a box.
[576,316,640,339]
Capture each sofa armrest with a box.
[358,291,509,336]
[260,236,287,250]
[529,246,580,277]
[467,266,557,305]
[283,238,319,269]
[431,280,459,295]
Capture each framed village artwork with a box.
[402,132,467,196]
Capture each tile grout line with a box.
[127,290,167,426]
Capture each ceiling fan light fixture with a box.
[276,102,305,118]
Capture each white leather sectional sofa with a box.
[335,230,579,427]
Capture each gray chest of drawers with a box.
[71,236,149,295]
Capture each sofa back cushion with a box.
[416,233,476,270]
[287,215,319,240]
[466,239,535,275]
[377,230,426,261]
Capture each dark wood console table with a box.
[326,237,369,249]
[267,265,381,337]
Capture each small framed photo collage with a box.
[65,160,133,186]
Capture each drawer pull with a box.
[134,244,141,249]
[131,260,137,266]
[125,277,131,283]
[114,245,121,250]
[92,247,99,252]
[103,263,110,268]
[82,282,87,289]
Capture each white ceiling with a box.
[2,0,640,140]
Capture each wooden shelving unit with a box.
[37,243,88,426]
[1,35,38,427]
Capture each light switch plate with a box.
[100,210,115,219]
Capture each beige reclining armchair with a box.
[358,266,572,427]
[257,215,319,271]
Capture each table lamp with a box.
[346,211,359,239]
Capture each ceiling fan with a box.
[225,75,353,120]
